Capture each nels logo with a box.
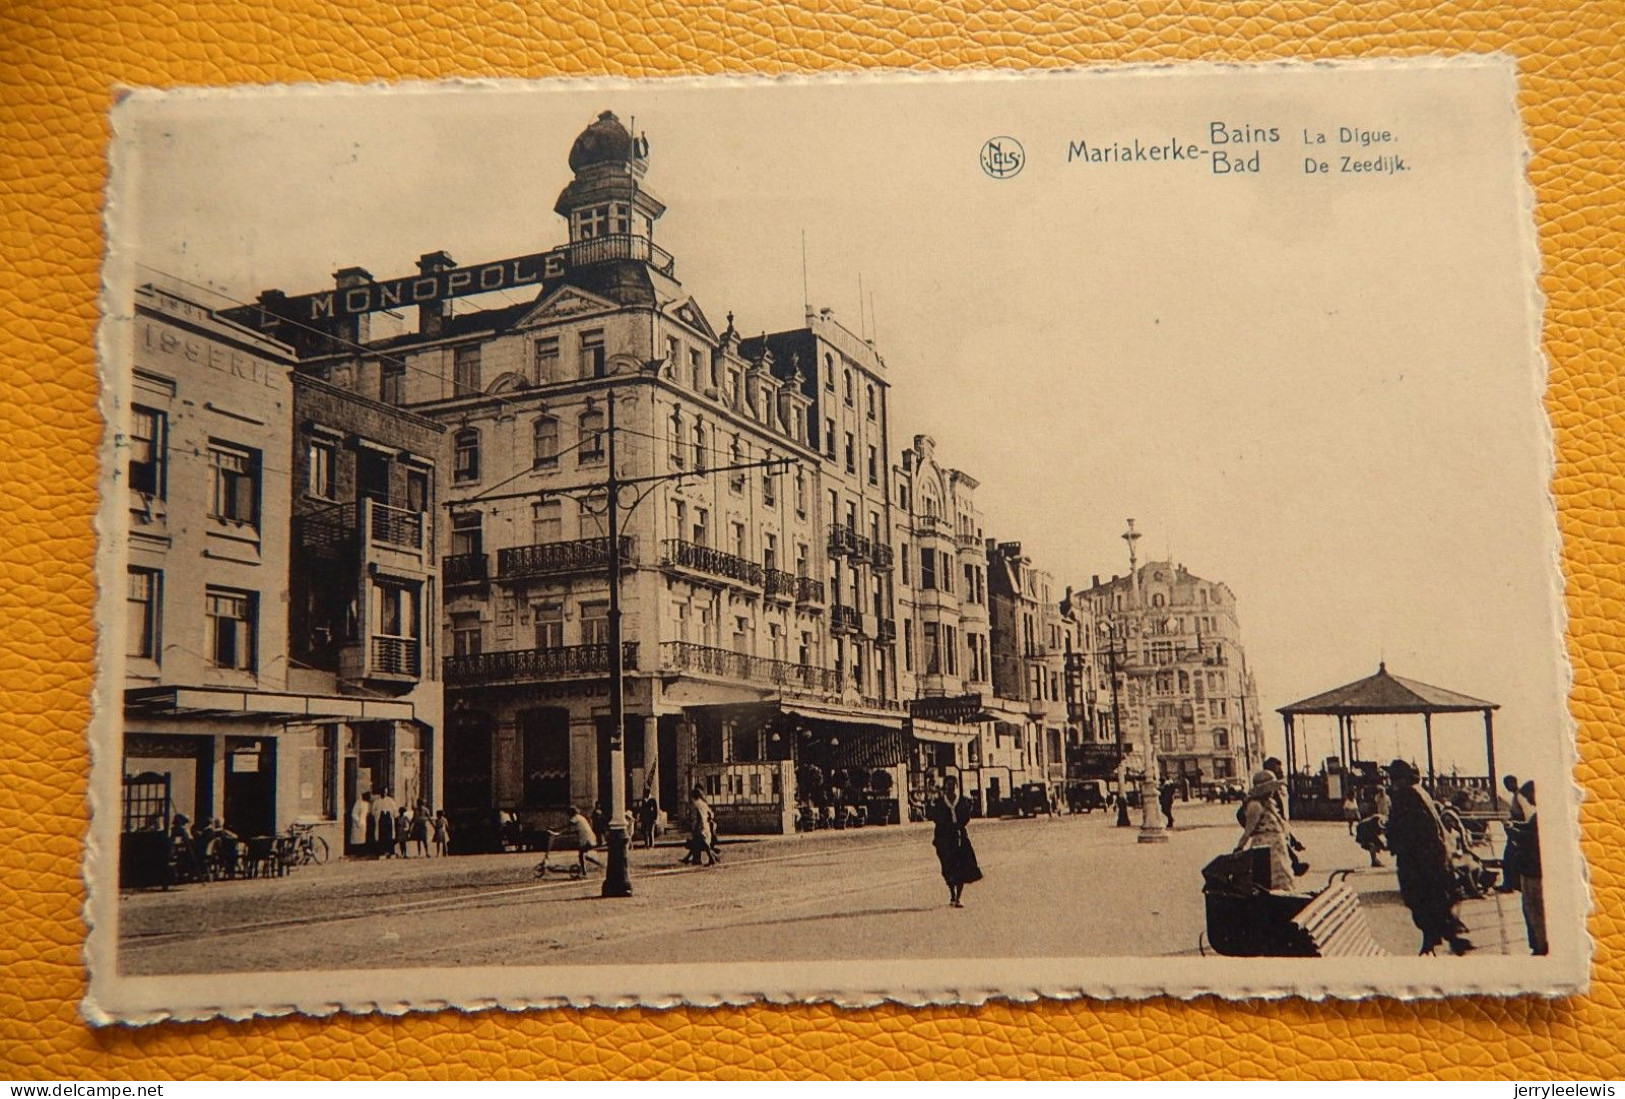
[980,136,1025,179]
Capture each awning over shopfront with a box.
[907,693,995,724]
[778,700,906,730]
[910,717,982,745]
[124,686,416,724]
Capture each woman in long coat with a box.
[1233,770,1295,890]
[1384,759,1474,956]
[928,776,982,907]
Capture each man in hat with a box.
[1384,758,1474,955]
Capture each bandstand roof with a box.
[1277,662,1498,716]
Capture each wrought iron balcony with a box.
[442,552,488,587]
[497,536,632,582]
[661,641,837,694]
[370,636,421,678]
[565,234,676,277]
[827,524,860,558]
[870,542,895,571]
[763,567,799,601]
[794,575,826,605]
[831,604,861,634]
[662,539,763,587]
[443,642,639,686]
[297,499,427,558]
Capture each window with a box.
[692,423,708,472]
[579,330,606,378]
[768,622,785,662]
[844,433,856,474]
[762,461,776,506]
[903,618,914,671]
[454,428,480,483]
[576,205,608,239]
[941,553,953,594]
[532,499,562,542]
[673,600,690,642]
[824,353,835,389]
[307,438,336,500]
[126,567,160,660]
[373,581,419,639]
[450,511,483,556]
[451,613,482,657]
[945,625,959,676]
[666,336,680,369]
[901,541,911,584]
[794,468,807,514]
[534,603,563,648]
[578,408,605,463]
[800,631,813,666]
[763,532,778,572]
[731,521,747,560]
[845,499,858,532]
[580,492,607,538]
[1213,727,1230,749]
[869,511,881,548]
[453,345,482,395]
[581,601,609,646]
[208,442,259,526]
[795,542,809,578]
[867,446,878,485]
[692,507,709,547]
[533,416,559,467]
[824,418,836,458]
[963,563,975,599]
[865,383,876,419]
[380,361,405,404]
[923,622,942,675]
[844,369,854,406]
[534,337,559,381]
[920,546,937,590]
[206,587,256,671]
[406,469,429,513]
[688,348,703,389]
[128,406,166,498]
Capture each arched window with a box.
[1151,593,1165,608]
[1212,727,1230,749]
[532,416,559,468]
[692,422,707,472]
[453,428,480,483]
[578,409,605,464]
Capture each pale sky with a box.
[111,61,1567,780]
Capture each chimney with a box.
[1092,574,1101,588]
[417,251,455,338]
[332,267,374,347]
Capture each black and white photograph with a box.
[89,58,1583,1021]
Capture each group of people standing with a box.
[1232,756,1548,957]
[348,791,450,859]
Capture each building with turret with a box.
[228,111,908,835]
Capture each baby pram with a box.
[1201,848,1319,956]
[1201,850,1388,957]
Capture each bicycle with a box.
[281,820,330,868]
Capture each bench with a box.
[1291,880,1389,957]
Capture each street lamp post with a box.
[1122,519,1168,844]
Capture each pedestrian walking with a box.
[591,801,609,850]
[432,809,451,857]
[1261,755,1310,876]
[1506,780,1548,955]
[682,787,719,866]
[395,805,412,858]
[636,795,659,849]
[568,806,602,876]
[1342,793,1360,836]
[373,789,398,858]
[1384,759,1474,956]
[1496,774,1527,893]
[1159,781,1177,829]
[1233,770,1295,890]
[928,776,983,907]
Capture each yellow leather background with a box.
[3,0,1622,1079]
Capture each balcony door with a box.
[356,448,390,505]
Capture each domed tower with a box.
[554,110,667,246]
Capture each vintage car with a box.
[1011,782,1057,818]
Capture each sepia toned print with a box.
[88,57,1583,1022]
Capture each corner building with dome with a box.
[231,111,911,837]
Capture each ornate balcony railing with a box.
[955,531,983,551]
[298,499,428,557]
[442,552,488,587]
[370,636,421,678]
[763,567,799,600]
[794,575,826,605]
[443,642,639,686]
[566,234,676,277]
[831,604,861,634]
[497,536,632,581]
[827,524,860,558]
[870,543,895,571]
[662,539,763,587]
[661,641,837,694]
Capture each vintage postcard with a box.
[88,56,1584,1023]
